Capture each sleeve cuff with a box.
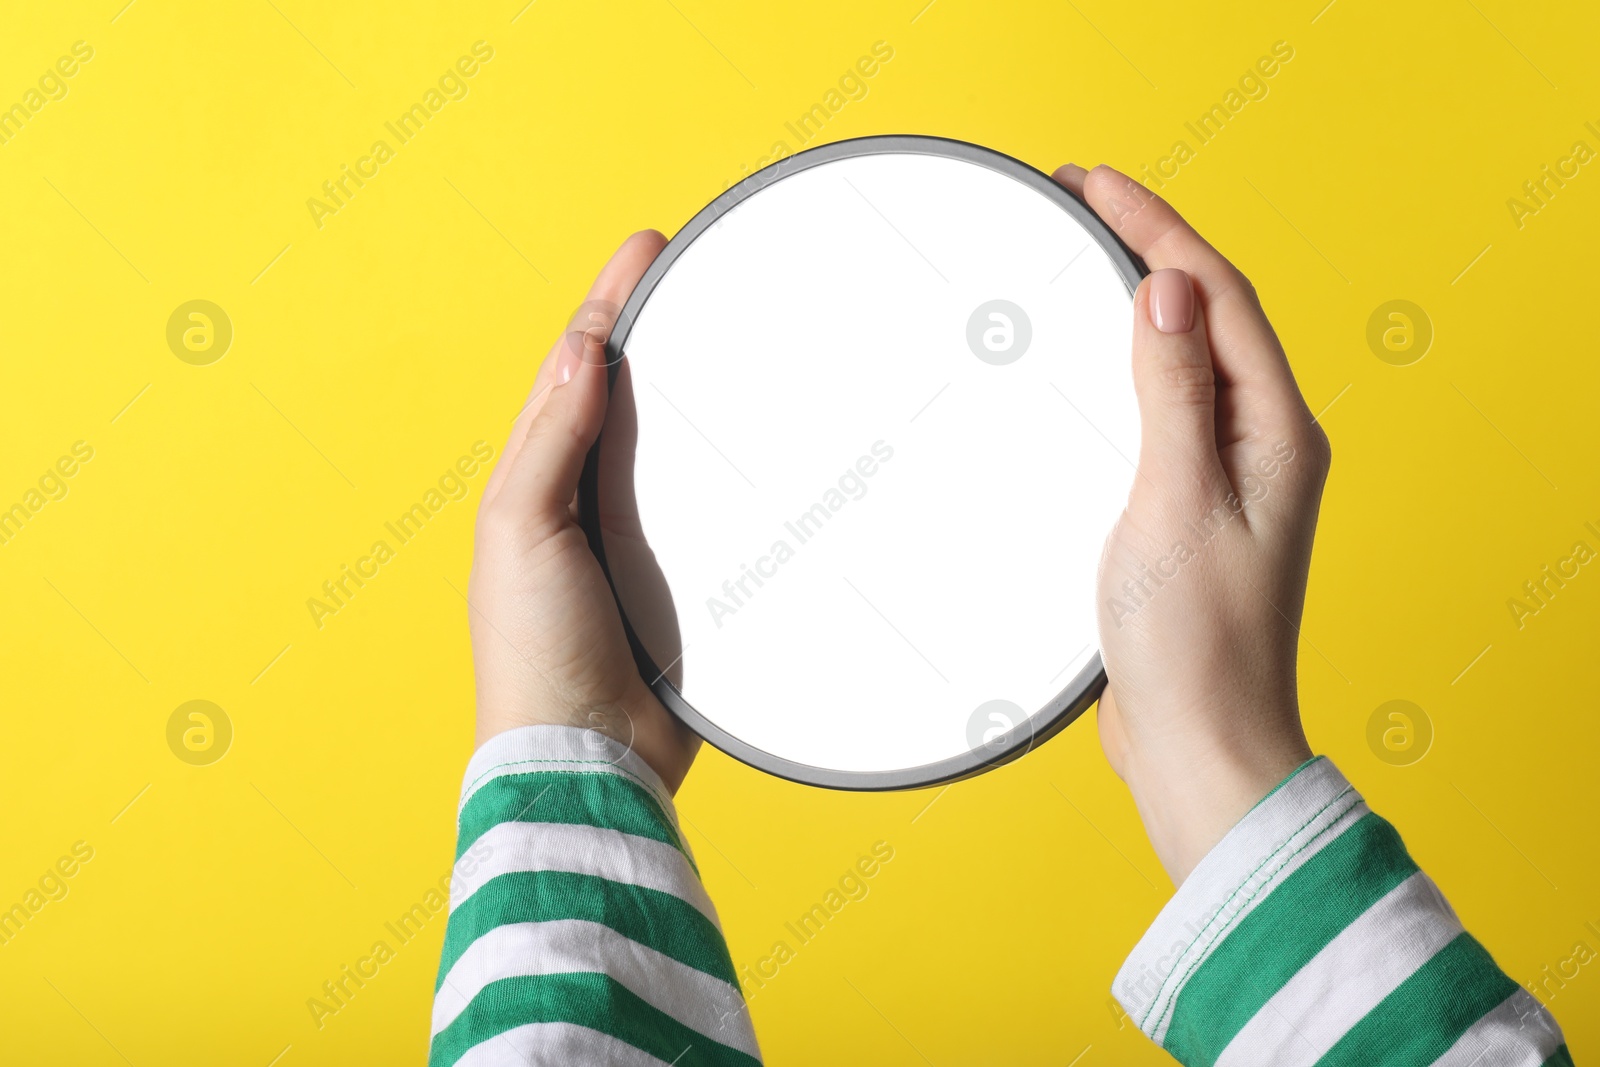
[459,724,680,833]
[434,725,761,1066]
[1113,756,1366,1045]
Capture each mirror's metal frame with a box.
[579,134,1148,791]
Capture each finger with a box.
[1066,165,1314,434]
[482,229,668,512]
[491,333,611,537]
[597,358,646,538]
[595,359,686,688]
[482,379,556,516]
[1052,162,1089,198]
[1130,269,1229,494]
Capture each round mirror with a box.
[580,135,1144,790]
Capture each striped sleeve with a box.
[430,725,761,1067]
[1114,757,1573,1067]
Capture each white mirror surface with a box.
[592,139,1141,788]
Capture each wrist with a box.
[475,690,697,796]
[1119,720,1312,886]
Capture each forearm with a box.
[431,725,759,1067]
[1114,757,1571,1065]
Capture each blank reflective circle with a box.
[587,136,1141,789]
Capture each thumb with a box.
[1131,268,1227,490]
[492,334,610,537]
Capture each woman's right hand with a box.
[1055,164,1332,885]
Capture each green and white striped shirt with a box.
[432,730,1569,1066]
[1116,756,1571,1065]
[430,726,759,1066]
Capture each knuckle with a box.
[1281,423,1332,478]
[1212,269,1262,314]
[528,404,587,453]
[1309,425,1333,473]
[1160,361,1216,404]
[474,503,519,547]
[1298,419,1331,459]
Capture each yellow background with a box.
[2,0,1596,1062]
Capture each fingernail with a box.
[1056,163,1088,181]
[555,344,581,385]
[1148,268,1194,334]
